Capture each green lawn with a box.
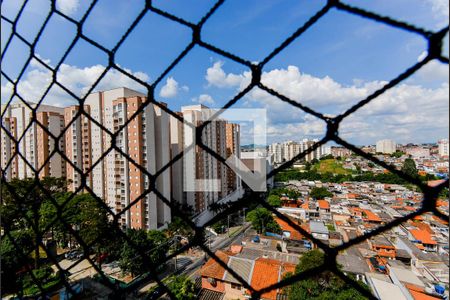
[313,159,352,175]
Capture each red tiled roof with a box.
[405,283,424,293]
[393,206,416,211]
[414,223,434,234]
[231,245,243,254]
[432,215,448,225]
[436,199,448,207]
[409,229,437,245]
[317,200,330,209]
[250,259,280,300]
[201,250,232,279]
[249,258,296,300]
[362,209,382,222]
[416,244,425,250]
[274,217,310,241]
[377,248,396,258]
[409,289,441,300]
[413,215,424,221]
[427,179,446,187]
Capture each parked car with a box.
[148,286,164,300]
[66,250,83,260]
[64,250,76,259]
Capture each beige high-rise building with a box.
[376,139,396,154]
[226,123,241,192]
[268,143,284,164]
[64,88,172,230]
[268,139,326,164]
[1,102,65,180]
[2,89,241,229]
[438,139,449,157]
[170,105,243,221]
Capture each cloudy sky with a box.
[1,0,448,145]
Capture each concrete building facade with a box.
[438,139,449,157]
[1,102,65,180]
[376,139,397,154]
[63,88,172,230]
[2,90,243,229]
[268,139,327,164]
[170,105,243,223]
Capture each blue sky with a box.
[1,0,449,145]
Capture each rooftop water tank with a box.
[435,285,445,295]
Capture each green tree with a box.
[401,158,418,178]
[1,177,67,268]
[246,208,281,234]
[304,162,312,171]
[267,195,282,207]
[211,219,227,234]
[270,188,301,199]
[320,154,334,160]
[39,192,111,251]
[166,275,196,299]
[1,229,35,293]
[119,229,168,277]
[166,216,194,238]
[439,187,449,199]
[287,250,367,300]
[309,187,332,200]
[391,151,405,158]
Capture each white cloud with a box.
[205,61,250,88]
[206,62,383,114]
[1,58,150,107]
[192,94,215,105]
[159,77,181,98]
[56,0,80,15]
[205,61,449,144]
[414,51,449,83]
[425,0,449,25]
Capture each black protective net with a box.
[1,0,449,299]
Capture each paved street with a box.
[51,257,98,282]
[136,223,252,297]
[44,223,252,298]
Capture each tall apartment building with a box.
[226,123,241,192]
[438,139,449,157]
[268,139,326,164]
[170,105,242,217]
[283,141,301,162]
[64,88,171,230]
[268,143,283,164]
[2,89,242,229]
[1,102,65,180]
[376,139,396,154]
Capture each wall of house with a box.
[224,282,245,300]
[201,277,225,293]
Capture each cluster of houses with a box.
[199,179,449,300]
[338,152,449,177]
